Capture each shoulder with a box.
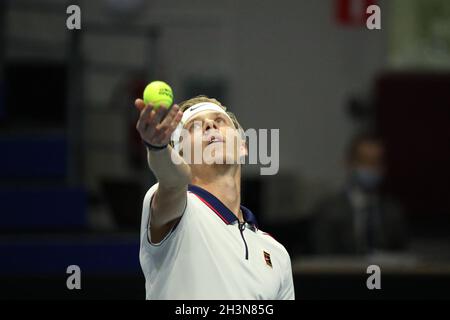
[142,183,207,216]
[140,183,206,233]
[143,183,160,205]
[257,229,291,262]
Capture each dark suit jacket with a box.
[311,191,408,255]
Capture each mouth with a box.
[207,134,224,145]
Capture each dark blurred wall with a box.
[4,0,388,222]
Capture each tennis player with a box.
[134,95,294,300]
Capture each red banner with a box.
[335,0,377,26]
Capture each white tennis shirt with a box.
[139,183,295,300]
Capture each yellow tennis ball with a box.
[143,81,173,109]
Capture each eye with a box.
[216,116,225,124]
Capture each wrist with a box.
[143,140,168,152]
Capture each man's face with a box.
[353,141,385,174]
[350,141,385,190]
[180,110,244,165]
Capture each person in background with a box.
[311,133,408,255]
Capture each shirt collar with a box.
[188,184,258,230]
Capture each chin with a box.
[202,152,237,165]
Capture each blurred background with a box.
[1,0,449,299]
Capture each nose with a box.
[204,118,217,132]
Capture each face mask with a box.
[352,168,382,191]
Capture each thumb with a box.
[134,99,146,112]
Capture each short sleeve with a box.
[277,251,295,300]
[139,183,189,255]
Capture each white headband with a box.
[171,102,234,153]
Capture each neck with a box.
[191,164,243,222]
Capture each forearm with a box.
[147,146,191,189]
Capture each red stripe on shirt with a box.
[190,192,230,224]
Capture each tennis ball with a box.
[143,81,173,109]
